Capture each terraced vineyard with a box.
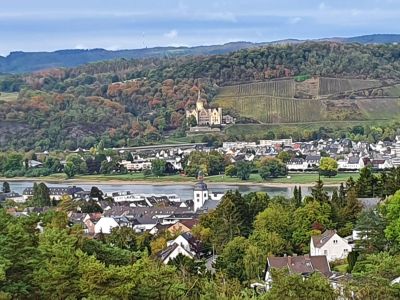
[318,78,381,96]
[217,79,295,98]
[214,77,400,124]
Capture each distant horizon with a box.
[1,0,399,56]
[2,32,399,57]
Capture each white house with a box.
[337,156,363,171]
[94,217,120,234]
[158,232,201,264]
[157,243,195,264]
[310,230,353,262]
[287,158,308,171]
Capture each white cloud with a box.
[164,30,178,39]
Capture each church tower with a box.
[193,171,208,211]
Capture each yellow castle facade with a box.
[186,90,222,126]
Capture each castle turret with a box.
[195,89,204,110]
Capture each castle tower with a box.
[195,89,204,110]
[193,171,208,211]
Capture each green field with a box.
[224,120,393,139]
[0,92,18,102]
[6,172,359,186]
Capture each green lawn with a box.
[30,171,359,185]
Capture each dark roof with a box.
[23,186,84,196]
[305,155,321,162]
[311,230,336,248]
[194,181,208,191]
[267,255,331,277]
[156,243,179,262]
[288,158,305,164]
[348,157,360,164]
[181,232,203,254]
[179,219,199,229]
[0,192,21,202]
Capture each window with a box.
[324,250,328,255]
[344,249,348,253]
[333,240,338,244]
[196,193,200,197]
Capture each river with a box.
[4,181,322,200]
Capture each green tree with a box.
[64,161,76,178]
[235,161,251,180]
[31,182,51,207]
[258,158,287,179]
[311,178,329,203]
[382,190,400,252]
[277,151,292,163]
[33,228,81,299]
[216,236,249,282]
[319,157,338,177]
[356,167,377,197]
[151,158,165,176]
[264,269,337,300]
[355,210,387,253]
[343,187,363,223]
[224,164,237,177]
[187,115,197,127]
[2,182,10,193]
[292,201,332,252]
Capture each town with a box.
[2,1,400,297]
[1,134,400,298]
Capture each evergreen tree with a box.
[2,181,10,193]
[32,182,51,207]
[343,187,363,223]
[311,177,329,203]
[338,182,346,207]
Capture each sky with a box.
[0,0,399,56]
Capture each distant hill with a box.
[1,34,400,73]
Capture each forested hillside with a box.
[1,42,400,150]
[1,34,400,73]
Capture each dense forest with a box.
[1,42,400,150]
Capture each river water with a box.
[5,181,325,200]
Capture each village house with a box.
[286,158,308,171]
[167,219,199,234]
[22,186,84,201]
[265,255,332,290]
[157,232,203,264]
[310,230,353,262]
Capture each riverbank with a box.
[0,172,359,187]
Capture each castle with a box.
[186,90,222,126]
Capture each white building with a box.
[193,180,208,212]
[287,158,308,171]
[259,139,293,147]
[158,232,200,264]
[310,230,353,262]
[94,217,120,234]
